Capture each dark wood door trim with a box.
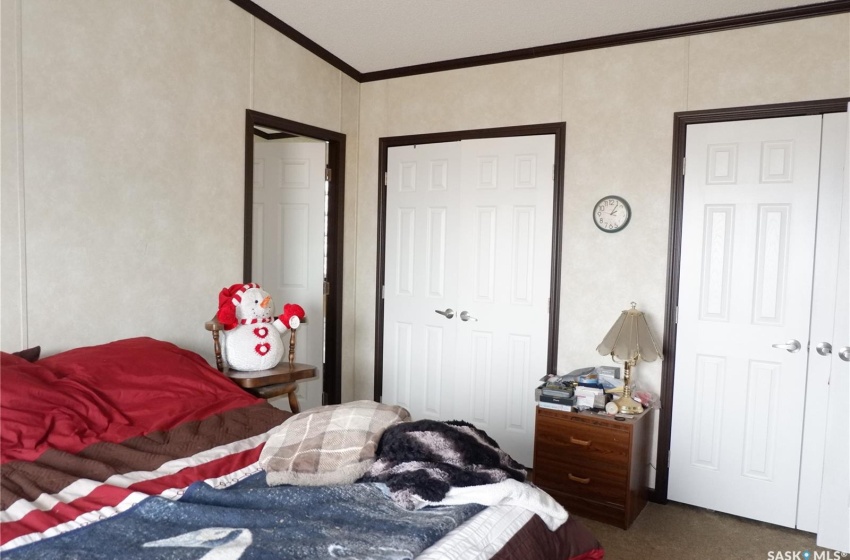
[653,97,850,504]
[243,109,346,405]
[373,122,567,403]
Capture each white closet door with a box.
[798,112,849,532]
[816,111,850,553]
[669,116,823,527]
[383,135,555,466]
[383,141,462,423]
[453,136,554,466]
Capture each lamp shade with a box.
[596,302,663,363]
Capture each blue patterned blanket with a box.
[4,473,484,560]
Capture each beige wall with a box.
[1,0,27,353]
[352,15,849,475]
[0,0,359,400]
[354,15,850,404]
[2,2,848,423]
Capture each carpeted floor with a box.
[573,501,839,560]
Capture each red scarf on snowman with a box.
[217,283,305,330]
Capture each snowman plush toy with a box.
[216,283,304,371]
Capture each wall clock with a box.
[593,195,631,233]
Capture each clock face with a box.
[593,196,631,232]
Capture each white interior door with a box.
[383,135,555,466]
[252,139,326,411]
[669,115,823,527]
[816,110,850,553]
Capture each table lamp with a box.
[596,302,662,414]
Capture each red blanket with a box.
[0,338,289,549]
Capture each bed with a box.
[1,337,603,559]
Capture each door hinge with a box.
[667,449,671,466]
[381,285,385,299]
[325,167,332,181]
[675,306,679,324]
[552,165,555,180]
[323,281,330,296]
[682,157,686,176]
[383,171,387,187]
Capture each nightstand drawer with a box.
[535,410,631,467]
[533,457,627,506]
[535,445,628,482]
[544,487,628,529]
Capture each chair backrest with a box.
[204,316,228,373]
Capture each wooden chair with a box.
[205,317,316,413]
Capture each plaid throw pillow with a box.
[260,400,410,486]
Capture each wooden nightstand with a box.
[205,317,317,413]
[532,406,652,529]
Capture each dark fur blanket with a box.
[357,419,527,509]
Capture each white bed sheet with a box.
[416,505,534,560]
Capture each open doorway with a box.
[243,110,345,407]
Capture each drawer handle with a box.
[569,436,591,447]
[568,473,591,484]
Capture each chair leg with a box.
[287,391,300,414]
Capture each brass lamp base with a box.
[617,394,644,415]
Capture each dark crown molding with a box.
[230,0,363,81]
[232,0,850,83]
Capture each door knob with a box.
[839,347,850,362]
[771,339,801,353]
[815,342,832,356]
[434,308,454,319]
[460,311,478,322]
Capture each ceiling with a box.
[241,0,842,79]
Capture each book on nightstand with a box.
[537,401,573,412]
[538,392,576,407]
[541,386,574,397]
[535,382,574,401]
